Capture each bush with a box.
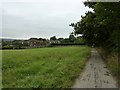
[2,45,13,49]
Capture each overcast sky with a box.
[1,0,92,39]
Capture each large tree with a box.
[70,2,120,53]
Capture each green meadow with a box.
[2,46,91,88]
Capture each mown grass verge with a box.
[2,46,91,88]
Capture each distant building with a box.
[49,40,60,44]
[2,38,50,49]
[27,38,49,48]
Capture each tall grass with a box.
[2,46,91,88]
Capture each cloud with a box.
[2,0,91,39]
[2,0,85,3]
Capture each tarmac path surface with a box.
[72,48,117,88]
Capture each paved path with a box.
[72,48,117,88]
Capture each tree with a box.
[70,2,120,52]
[70,11,97,46]
[13,40,23,49]
[62,38,70,44]
[74,36,85,44]
[69,33,76,43]
[38,38,43,41]
[29,38,38,40]
[58,38,64,43]
[50,36,57,40]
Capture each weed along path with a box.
[72,48,117,88]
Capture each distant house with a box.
[27,38,49,48]
[2,38,50,49]
[49,40,60,44]
[29,39,42,47]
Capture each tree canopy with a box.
[70,2,120,53]
[50,36,57,40]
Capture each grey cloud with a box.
[2,1,92,39]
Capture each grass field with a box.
[2,46,91,88]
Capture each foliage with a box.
[69,33,76,43]
[74,36,85,44]
[50,36,57,40]
[70,2,120,53]
[2,45,13,49]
